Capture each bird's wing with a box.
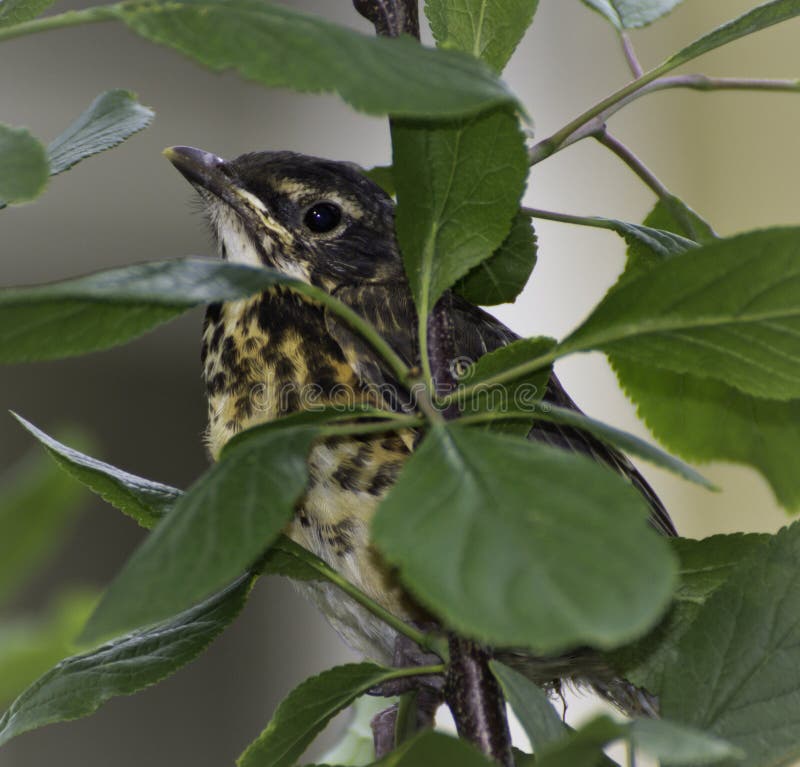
[325,282,419,413]
[327,284,676,537]
[449,295,677,537]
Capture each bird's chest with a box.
[201,291,420,657]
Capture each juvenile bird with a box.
[165,145,675,716]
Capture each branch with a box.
[654,73,800,94]
[594,130,672,200]
[353,0,419,38]
[594,130,700,240]
[528,71,800,166]
[445,638,514,767]
[353,3,513,763]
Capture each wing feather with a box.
[326,285,676,537]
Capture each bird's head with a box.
[164,146,403,288]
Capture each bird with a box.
[165,145,676,720]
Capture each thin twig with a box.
[528,71,800,166]
[595,130,671,201]
[619,32,643,78]
[654,73,800,94]
[594,130,700,240]
[521,206,619,231]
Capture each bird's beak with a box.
[164,145,272,229]
[164,145,288,254]
[163,145,233,200]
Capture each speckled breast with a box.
[201,288,422,661]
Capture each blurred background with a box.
[1,0,799,764]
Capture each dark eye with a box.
[304,202,342,233]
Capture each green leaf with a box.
[392,108,528,319]
[260,535,324,583]
[531,403,713,488]
[373,731,495,766]
[454,212,538,306]
[426,0,541,72]
[666,0,800,71]
[0,258,296,363]
[637,197,716,247]
[489,660,566,751]
[47,90,154,176]
[613,203,800,510]
[535,716,623,767]
[0,92,152,210]
[614,358,800,509]
[661,523,800,766]
[629,718,744,765]
[673,534,769,603]
[610,218,699,261]
[238,663,415,767]
[0,124,49,204]
[579,0,684,29]
[110,0,516,119]
[80,413,324,644]
[13,413,179,529]
[363,165,395,197]
[0,443,86,607]
[0,0,56,27]
[613,533,767,696]
[560,227,800,401]
[372,424,676,653]
[0,573,253,748]
[0,590,97,708]
[531,212,698,263]
[460,336,554,435]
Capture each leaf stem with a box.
[595,130,668,200]
[276,540,449,660]
[626,736,637,767]
[320,415,424,438]
[0,5,119,43]
[521,205,621,232]
[456,411,537,426]
[386,663,447,679]
[594,130,700,239]
[290,281,412,386]
[619,32,643,78]
[440,348,558,406]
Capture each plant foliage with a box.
[1,0,800,764]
